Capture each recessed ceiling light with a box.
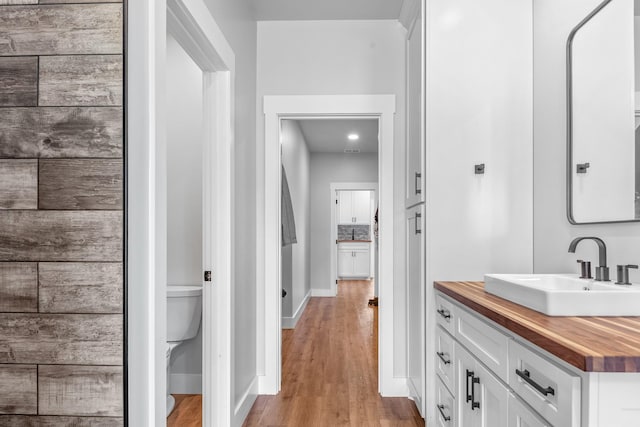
[348,133,359,141]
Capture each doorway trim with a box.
[330,183,378,295]
[260,94,400,396]
[127,0,235,425]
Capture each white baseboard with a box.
[282,290,311,329]
[169,373,202,394]
[311,288,337,297]
[380,376,409,397]
[233,376,258,427]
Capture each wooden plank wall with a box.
[0,0,124,424]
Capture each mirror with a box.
[567,0,640,223]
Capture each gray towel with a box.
[281,166,297,247]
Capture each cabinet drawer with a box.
[435,325,455,395]
[455,306,510,382]
[509,340,580,427]
[508,393,552,427]
[435,294,456,335]
[337,242,369,251]
[435,376,456,427]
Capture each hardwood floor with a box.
[168,394,202,427]
[244,280,424,426]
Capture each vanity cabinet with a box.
[337,190,371,224]
[337,242,370,278]
[435,289,581,427]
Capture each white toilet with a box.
[166,285,202,417]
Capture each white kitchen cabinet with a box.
[508,394,551,427]
[456,344,509,427]
[337,242,370,278]
[337,190,371,224]
[406,205,425,414]
[405,2,425,208]
[435,376,456,427]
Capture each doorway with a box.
[260,95,405,396]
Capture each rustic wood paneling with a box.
[435,281,640,372]
[0,313,122,365]
[0,262,37,313]
[0,416,124,427]
[0,57,37,106]
[0,1,37,4]
[38,159,123,210]
[39,262,122,314]
[0,160,37,209]
[39,365,123,416]
[0,364,37,414]
[0,211,122,262]
[0,4,122,56]
[0,107,122,159]
[40,0,122,3]
[39,55,123,106]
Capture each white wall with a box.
[203,0,259,417]
[166,33,203,387]
[256,19,407,378]
[424,0,533,423]
[310,153,379,293]
[534,0,640,282]
[280,120,311,320]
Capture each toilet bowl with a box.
[166,285,202,417]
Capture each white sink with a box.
[484,274,640,316]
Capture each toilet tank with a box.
[167,285,202,342]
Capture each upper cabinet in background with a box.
[405,2,425,208]
[337,190,371,224]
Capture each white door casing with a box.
[260,95,401,396]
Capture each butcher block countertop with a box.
[435,281,640,373]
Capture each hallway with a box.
[243,280,424,426]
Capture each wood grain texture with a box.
[0,313,122,365]
[0,4,122,56]
[0,262,37,313]
[435,281,640,372]
[39,0,122,3]
[0,211,122,262]
[0,364,36,414]
[39,55,123,106]
[0,416,123,426]
[0,1,38,5]
[243,280,423,427]
[39,262,122,313]
[168,395,202,427]
[39,159,123,210]
[0,160,37,209]
[0,107,122,158]
[39,365,123,416]
[0,57,37,106]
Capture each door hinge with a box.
[336,199,338,204]
[204,270,212,282]
[336,280,338,284]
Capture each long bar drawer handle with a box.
[436,404,451,422]
[436,351,451,365]
[415,172,422,195]
[515,369,555,396]
[437,308,451,319]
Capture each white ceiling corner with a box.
[292,118,379,154]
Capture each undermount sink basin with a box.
[484,274,640,316]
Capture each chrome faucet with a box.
[568,237,610,281]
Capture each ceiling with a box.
[293,118,379,153]
[251,0,404,21]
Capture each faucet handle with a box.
[576,260,592,279]
[615,265,638,285]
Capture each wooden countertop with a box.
[435,281,640,373]
[337,240,371,243]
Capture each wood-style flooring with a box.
[244,280,424,426]
[168,280,424,426]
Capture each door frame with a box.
[260,94,403,396]
[331,183,378,294]
[127,0,235,425]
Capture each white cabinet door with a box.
[352,250,370,277]
[457,344,509,427]
[406,205,425,414]
[337,250,352,277]
[352,190,371,224]
[436,376,456,427]
[508,394,551,427]
[338,191,353,224]
[405,9,424,208]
